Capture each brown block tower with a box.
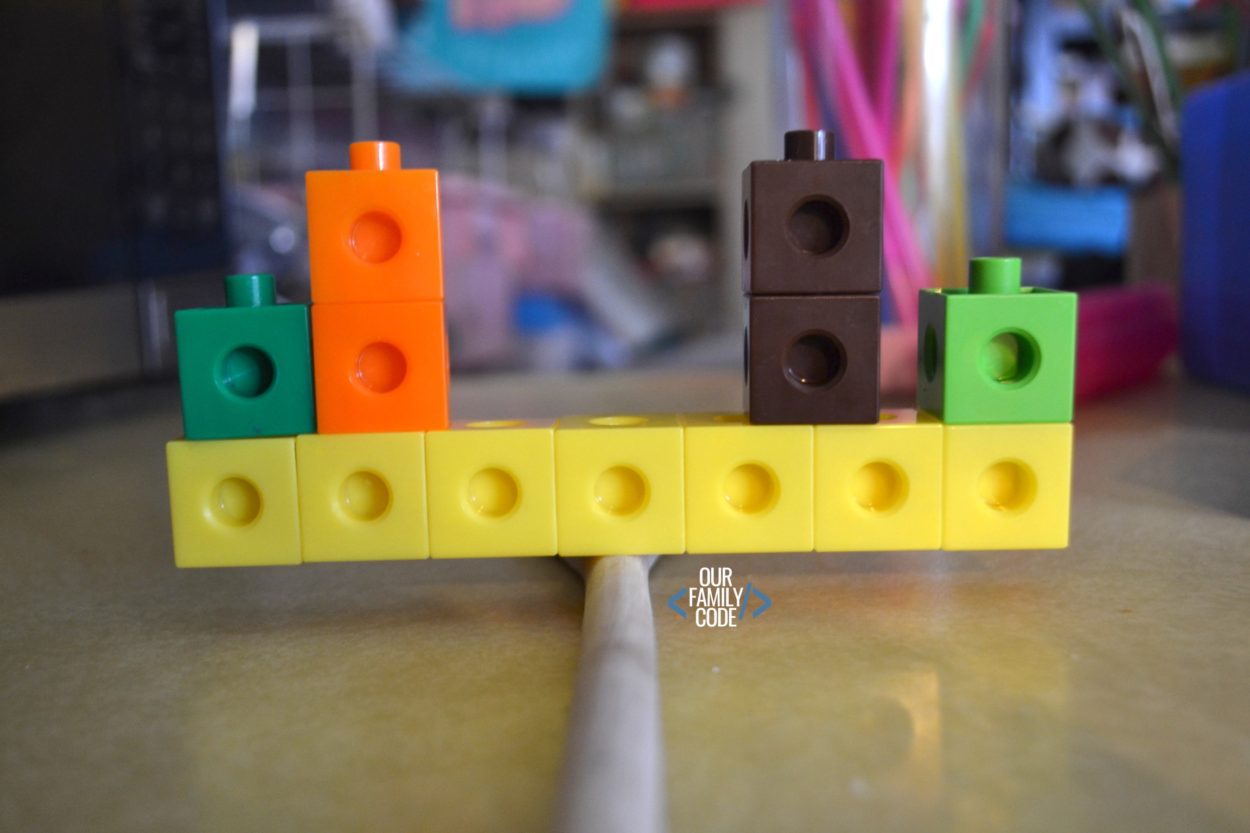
[743,130,883,424]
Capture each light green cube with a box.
[917,258,1077,424]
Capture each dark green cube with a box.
[175,274,315,439]
[917,258,1077,424]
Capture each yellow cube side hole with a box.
[167,438,301,568]
[296,433,428,562]
[942,423,1073,550]
[554,415,684,556]
[427,422,557,558]
[815,410,943,551]
[683,414,813,554]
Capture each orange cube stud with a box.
[306,141,444,303]
[312,301,449,433]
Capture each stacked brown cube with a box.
[743,130,883,424]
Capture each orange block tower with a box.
[306,141,450,433]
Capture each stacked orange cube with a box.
[306,141,450,432]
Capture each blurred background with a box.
[0,0,1247,400]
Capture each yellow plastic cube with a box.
[426,420,557,558]
[295,433,428,562]
[943,423,1072,550]
[554,414,684,556]
[683,414,813,554]
[167,438,301,568]
[815,409,943,551]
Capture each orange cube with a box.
[311,301,449,433]
[306,141,444,303]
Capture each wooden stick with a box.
[554,555,665,833]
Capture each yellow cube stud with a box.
[943,423,1073,550]
[554,415,684,556]
[295,433,428,562]
[683,414,813,554]
[426,420,557,558]
[167,438,301,568]
[815,409,943,551]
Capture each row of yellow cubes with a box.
[166,411,1072,567]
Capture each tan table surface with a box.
[2,371,1249,833]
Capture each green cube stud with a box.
[175,274,315,439]
[917,258,1077,424]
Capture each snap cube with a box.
[742,131,882,296]
[306,141,444,303]
[942,422,1073,550]
[167,437,301,568]
[554,415,684,556]
[814,409,943,551]
[426,420,557,558]
[296,433,429,562]
[311,301,449,433]
[683,414,813,554]
[174,274,314,440]
[917,257,1077,424]
[747,294,880,424]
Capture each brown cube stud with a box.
[743,130,883,296]
[746,294,881,424]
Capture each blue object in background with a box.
[1181,72,1250,394]
[387,0,608,94]
[1004,182,1130,254]
[514,292,591,372]
[514,291,585,334]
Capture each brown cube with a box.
[742,157,883,296]
[746,294,880,424]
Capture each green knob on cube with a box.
[917,258,1077,424]
[175,275,315,440]
[968,257,1021,295]
[224,273,277,308]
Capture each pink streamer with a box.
[810,0,933,324]
[859,0,901,140]
[874,0,900,140]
